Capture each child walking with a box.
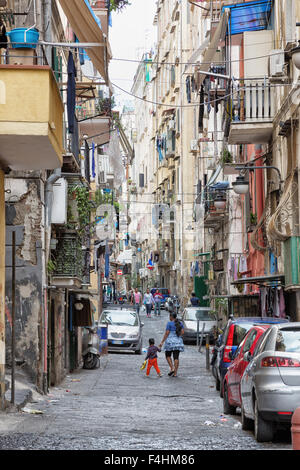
[145,338,162,377]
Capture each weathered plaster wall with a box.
[5,178,44,389]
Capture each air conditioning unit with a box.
[190,140,198,152]
[269,50,287,82]
[51,178,68,224]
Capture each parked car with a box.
[181,307,217,344]
[99,308,144,354]
[240,322,300,442]
[223,324,271,415]
[150,288,170,308]
[214,316,289,396]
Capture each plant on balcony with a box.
[67,186,91,235]
[220,149,233,165]
[250,212,257,225]
[109,0,131,12]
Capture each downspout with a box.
[42,0,55,394]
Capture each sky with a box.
[108,0,157,111]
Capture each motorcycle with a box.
[82,327,100,370]
[169,295,180,314]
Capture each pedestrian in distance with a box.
[153,289,163,316]
[190,292,200,306]
[143,288,154,318]
[132,287,142,315]
[159,312,184,377]
[145,338,162,377]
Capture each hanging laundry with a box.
[0,20,7,49]
[186,76,191,103]
[279,288,286,318]
[199,85,204,132]
[260,287,267,317]
[92,141,96,179]
[67,52,77,134]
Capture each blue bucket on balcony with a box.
[7,28,40,49]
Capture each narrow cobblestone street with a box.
[0,309,292,452]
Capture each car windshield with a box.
[185,309,213,321]
[100,310,139,326]
[275,328,300,353]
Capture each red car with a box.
[223,324,270,415]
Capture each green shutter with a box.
[194,276,209,306]
[284,237,300,287]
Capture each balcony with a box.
[91,0,109,36]
[227,79,275,144]
[203,185,228,229]
[50,230,84,289]
[0,65,63,171]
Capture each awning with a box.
[79,117,111,147]
[231,274,285,287]
[184,38,209,74]
[58,0,111,83]
[223,0,273,36]
[197,8,230,88]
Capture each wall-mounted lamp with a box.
[233,165,283,194]
[232,175,249,195]
[214,193,227,209]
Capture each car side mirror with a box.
[244,351,252,362]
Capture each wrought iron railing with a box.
[51,231,84,280]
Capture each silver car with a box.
[99,308,144,354]
[181,307,217,343]
[240,322,300,442]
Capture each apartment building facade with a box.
[125,0,300,322]
[0,0,114,408]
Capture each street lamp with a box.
[232,175,249,195]
[214,193,227,209]
[232,165,283,195]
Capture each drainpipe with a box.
[0,170,6,409]
[43,168,61,393]
[43,0,52,66]
[41,0,54,394]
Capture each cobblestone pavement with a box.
[0,308,292,451]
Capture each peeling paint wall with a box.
[5,178,44,390]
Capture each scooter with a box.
[82,327,100,370]
[170,295,180,315]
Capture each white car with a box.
[181,307,217,344]
[99,308,144,354]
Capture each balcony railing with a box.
[227,79,275,144]
[91,0,109,8]
[76,98,112,122]
[51,231,84,282]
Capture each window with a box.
[243,329,258,353]
[232,323,254,346]
[275,329,300,353]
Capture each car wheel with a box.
[254,398,274,442]
[223,383,236,415]
[241,405,253,431]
